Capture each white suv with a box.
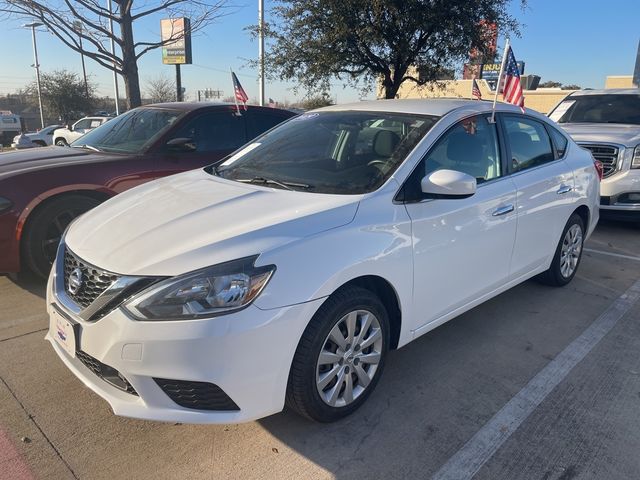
[550,89,640,221]
[53,116,112,146]
[47,100,600,424]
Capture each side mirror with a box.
[166,137,197,152]
[421,169,476,199]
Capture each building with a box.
[382,72,637,115]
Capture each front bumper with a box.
[600,169,640,215]
[46,273,324,424]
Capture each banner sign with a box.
[481,61,524,91]
[161,18,192,65]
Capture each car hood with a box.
[0,146,113,180]
[65,169,361,276]
[560,123,640,147]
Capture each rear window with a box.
[549,95,640,125]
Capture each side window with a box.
[548,126,568,157]
[89,119,103,128]
[73,119,91,131]
[503,116,555,172]
[401,115,501,201]
[172,111,246,152]
[245,112,289,140]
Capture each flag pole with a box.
[230,68,241,116]
[490,37,510,124]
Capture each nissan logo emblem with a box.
[67,267,84,295]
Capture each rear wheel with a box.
[538,213,585,287]
[286,286,390,422]
[22,195,101,279]
[55,138,68,146]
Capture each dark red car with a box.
[0,103,295,278]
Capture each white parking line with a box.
[432,278,640,480]
[584,248,640,262]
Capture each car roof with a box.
[142,102,296,114]
[314,98,542,117]
[567,88,640,97]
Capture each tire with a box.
[55,138,68,146]
[286,286,390,422]
[537,213,585,287]
[22,195,101,279]
[33,140,47,147]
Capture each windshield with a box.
[549,94,640,125]
[71,108,183,153]
[214,111,438,194]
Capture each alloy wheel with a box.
[315,309,383,407]
[560,224,583,278]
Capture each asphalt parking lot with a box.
[1,219,640,480]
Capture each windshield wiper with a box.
[236,176,312,191]
[71,144,101,152]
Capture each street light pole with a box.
[258,0,265,106]
[107,0,120,114]
[23,22,45,129]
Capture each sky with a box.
[0,0,638,105]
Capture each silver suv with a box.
[549,89,640,221]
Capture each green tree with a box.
[539,80,563,88]
[295,94,334,110]
[258,0,523,99]
[24,69,96,123]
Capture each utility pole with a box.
[107,0,120,114]
[258,0,265,106]
[73,21,90,98]
[23,22,44,129]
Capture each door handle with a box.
[557,184,573,195]
[492,204,514,216]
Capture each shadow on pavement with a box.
[3,271,47,299]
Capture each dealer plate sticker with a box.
[53,310,76,358]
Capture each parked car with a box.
[46,99,600,424]
[0,103,296,278]
[11,124,63,148]
[549,89,640,221]
[53,116,113,146]
[0,111,23,146]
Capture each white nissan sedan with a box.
[46,99,600,424]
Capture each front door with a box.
[402,115,518,329]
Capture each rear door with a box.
[500,114,576,278]
[155,108,247,178]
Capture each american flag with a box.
[231,71,249,111]
[502,46,524,111]
[472,78,482,100]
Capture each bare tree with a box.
[145,73,175,103]
[0,0,227,108]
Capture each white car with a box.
[53,116,111,146]
[46,99,600,424]
[11,125,62,148]
[549,89,640,222]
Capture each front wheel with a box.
[22,195,101,279]
[538,213,585,287]
[286,286,390,422]
[55,138,68,146]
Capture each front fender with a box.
[254,180,415,347]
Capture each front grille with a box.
[580,144,619,178]
[76,350,138,395]
[64,248,120,308]
[154,378,240,411]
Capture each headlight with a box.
[122,256,275,320]
[0,197,13,214]
[633,146,640,169]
